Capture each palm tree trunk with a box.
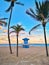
[8,7,13,54]
[17,34,18,57]
[43,26,48,56]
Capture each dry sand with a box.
[0,46,49,65]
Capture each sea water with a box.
[0,43,49,47]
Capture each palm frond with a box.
[10,26,16,29]
[0,21,7,26]
[39,0,49,18]
[9,31,15,34]
[4,0,11,2]
[26,10,41,21]
[35,0,40,11]
[39,1,41,8]
[6,6,11,12]
[29,24,41,34]
[29,8,36,16]
[20,28,25,31]
[26,10,37,19]
[0,18,8,20]
[5,3,12,12]
[16,2,24,6]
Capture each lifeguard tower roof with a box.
[22,38,29,40]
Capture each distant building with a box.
[22,38,29,48]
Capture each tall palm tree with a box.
[4,0,24,54]
[26,0,49,56]
[10,24,25,57]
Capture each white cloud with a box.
[17,22,22,25]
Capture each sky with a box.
[0,0,49,44]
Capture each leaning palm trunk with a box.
[16,34,18,57]
[43,26,48,56]
[8,7,13,54]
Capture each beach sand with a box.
[0,46,49,65]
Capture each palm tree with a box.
[4,0,24,54]
[10,24,25,57]
[26,0,49,56]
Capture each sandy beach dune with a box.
[0,46,49,65]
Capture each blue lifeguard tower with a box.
[22,38,29,48]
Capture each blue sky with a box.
[0,0,49,33]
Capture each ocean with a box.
[0,44,49,47]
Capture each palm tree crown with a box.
[26,0,49,27]
[4,0,24,12]
[10,24,25,34]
